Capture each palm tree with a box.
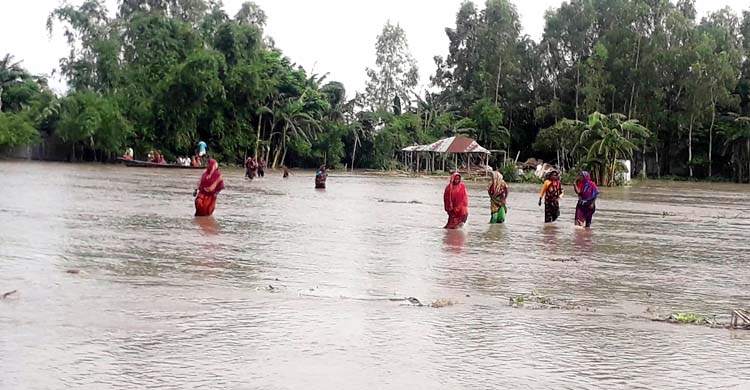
[578,112,650,186]
[271,96,322,168]
[0,54,31,112]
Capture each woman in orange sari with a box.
[443,172,469,229]
[194,159,225,217]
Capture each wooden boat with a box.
[117,158,204,169]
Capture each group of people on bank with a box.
[442,169,600,229]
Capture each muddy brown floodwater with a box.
[1,161,750,389]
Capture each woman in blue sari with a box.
[574,171,599,228]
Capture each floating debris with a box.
[2,290,18,299]
[652,310,750,330]
[508,291,594,312]
[65,269,81,274]
[730,309,750,329]
[550,257,579,263]
[430,299,458,308]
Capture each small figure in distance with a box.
[315,165,327,189]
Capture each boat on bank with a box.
[116,158,204,169]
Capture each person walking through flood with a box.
[539,170,563,223]
[245,157,257,180]
[282,166,290,178]
[315,165,327,188]
[194,159,225,217]
[488,171,508,224]
[258,159,266,178]
[443,172,469,229]
[574,171,599,228]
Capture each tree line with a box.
[1,0,749,183]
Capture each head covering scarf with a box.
[578,171,599,201]
[199,159,224,196]
[488,171,507,197]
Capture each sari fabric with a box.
[541,178,563,223]
[488,172,508,224]
[575,171,599,227]
[315,166,327,188]
[444,173,469,229]
[245,158,257,179]
[195,159,224,217]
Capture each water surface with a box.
[1,161,750,389]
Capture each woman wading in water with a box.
[487,171,508,224]
[443,172,469,229]
[574,171,599,228]
[194,159,224,217]
[539,170,563,223]
[315,165,327,189]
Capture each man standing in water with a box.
[197,140,208,161]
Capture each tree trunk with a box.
[628,36,641,120]
[494,59,502,106]
[688,113,695,178]
[708,93,716,177]
[641,143,647,178]
[746,138,750,183]
[576,59,581,120]
[351,136,358,172]
[255,115,262,159]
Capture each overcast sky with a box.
[1,0,747,96]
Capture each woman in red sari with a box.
[443,172,469,229]
[194,159,225,217]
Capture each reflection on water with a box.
[443,229,466,254]
[1,161,750,389]
[194,216,219,236]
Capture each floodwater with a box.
[1,161,750,389]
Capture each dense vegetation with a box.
[1,0,750,182]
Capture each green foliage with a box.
[1,0,745,182]
[0,112,39,148]
[364,21,419,112]
[670,312,707,324]
[520,172,542,184]
[497,162,518,182]
[57,92,132,158]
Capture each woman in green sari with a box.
[488,171,509,224]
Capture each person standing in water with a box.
[315,165,327,188]
[539,170,563,223]
[258,159,266,178]
[282,166,291,178]
[574,171,599,228]
[197,140,208,160]
[245,157,257,180]
[443,172,469,229]
[488,171,508,224]
[194,159,224,217]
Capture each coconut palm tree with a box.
[578,112,650,186]
[0,54,31,112]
